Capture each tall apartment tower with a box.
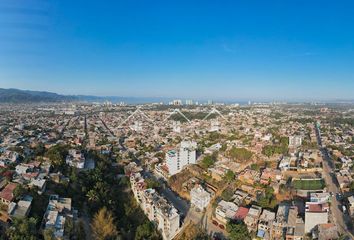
[166,140,197,176]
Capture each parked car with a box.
[336,193,343,201]
[342,205,347,213]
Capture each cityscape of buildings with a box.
[0,101,352,240]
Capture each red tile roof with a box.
[0,183,17,202]
[234,207,249,220]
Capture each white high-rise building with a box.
[166,140,197,176]
[170,99,182,106]
[185,99,193,105]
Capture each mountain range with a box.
[0,88,171,104]
[0,88,77,103]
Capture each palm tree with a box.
[86,189,99,203]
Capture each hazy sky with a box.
[0,0,354,100]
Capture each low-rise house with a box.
[313,223,339,240]
[29,178,47,194]
[285,219,305,240]
[304,202,329,233]
[260,168,281,185]
[233,189,249,205]
[190,185,211,211]
[244,205,262,232]
[279,156,294,171]
[0,182,17,205]
[336,175,351,190]
[8,195,33,219]
[124,162,143,176]
[285,206,304,240]
[215,200,238,225]
[309,192,330,203]
[15,164,31,175]
[238,169,260,185]
[257,209,275,239]
[66,149,85,169]
[43,195,75,239]
[0,151,19,164]
[234,206,249,221]
[273,204,299,239]
[289,135,302,149]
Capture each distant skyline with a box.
[0,0,354,100]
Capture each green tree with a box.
[43,228,55,240]
[200,154,216,169]
[227,221,251,240]
[45,144,69,170]
[221,187,234,201]
[64,217,75,238]
[76,220,87,240]
[13,184,26,200]
[224,170,235,182]
[135,221,161,240]
[257,187,277,209]
[87,189,99,203]
[349,181,354,192]
[229,147,253,161]
[33,143,45,156]
[145,178,161,189]
[250,163,260,171]
[6,217,38,240]
[194,230,212,240]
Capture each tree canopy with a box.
[227,221,251,240]
[91,207,119,240]
[135,222,161,240]
[6,217,38,240]
[229,147,253,161]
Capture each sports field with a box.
[292,179,325,190]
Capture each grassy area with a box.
[292,179,325,190]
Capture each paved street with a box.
[316,124,354,237]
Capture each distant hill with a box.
[0,88,77,103]
[0,88,170,104]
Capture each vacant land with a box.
[292,179,325,190]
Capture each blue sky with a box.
[0,0,354,101]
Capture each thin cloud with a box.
[221,42,236,53]
[290,51,318,57]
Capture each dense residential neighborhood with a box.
[0,102,353,240]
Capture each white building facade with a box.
[166,140,197,176]
[190,185,211,211]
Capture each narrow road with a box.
[315,123,354,237]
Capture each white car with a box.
[342,205,347,213]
